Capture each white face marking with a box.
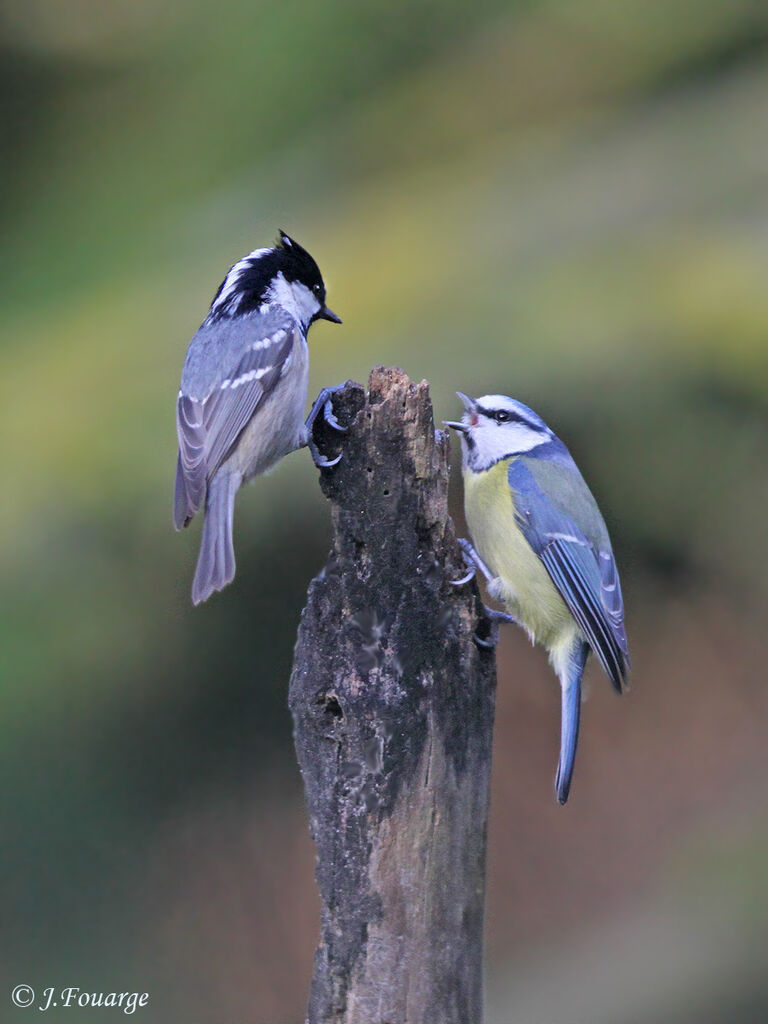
[477,394,520,410]
[462,421,546,469]
[457,395,550,471]
[263,271,321,331]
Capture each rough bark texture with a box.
[289,367,497,1024]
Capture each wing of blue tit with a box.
[508,457,630,692]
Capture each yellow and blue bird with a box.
[445,392,629,804]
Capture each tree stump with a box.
[289,367,497,1024]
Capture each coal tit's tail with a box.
[192,471,241,605]
[555,639,589,805]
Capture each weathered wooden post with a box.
[289,367,497,1024]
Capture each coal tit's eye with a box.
[313,283,322,296]
[495,410,511,423]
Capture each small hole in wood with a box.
[316,692,343,719]
[383,489,389,496]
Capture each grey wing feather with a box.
[200,339,290,474]
[540,540,629,691]
[191,470,240,604]
[597,545,629,657]
[174,394,206,529]
[174,311,296,528]
[509,456,630,691]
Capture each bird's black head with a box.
[206,231,341,331]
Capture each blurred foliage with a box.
[1,0,767,1021]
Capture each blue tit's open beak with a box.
[318,306,342,324]
[445,391,478,431]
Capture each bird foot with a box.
[450,538,493,586]
[307,438,343,468]
[305,385,347,468]
[474,606,516,649]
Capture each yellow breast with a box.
[463,460,574,647]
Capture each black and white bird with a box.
[174,231,342,605]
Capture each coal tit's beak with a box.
[443,420,469,433]
[318,305,342,324]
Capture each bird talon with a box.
[451,538,479,585]
[306,385,346,433]
[450,567,475,586]
[473,606,516,649]
[455,538,495,584]
[323,399,347,433]
[484,606,516,626]
[305,385,346,468]
[309,440,343,469]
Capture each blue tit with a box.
[174,231,342,605]
[445,392,629,804]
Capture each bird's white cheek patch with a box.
[472,423,546,466]
[265,273,319,328]
[500,423,546,453]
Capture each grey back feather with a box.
[174,308,298,529]
[181,307,295,397]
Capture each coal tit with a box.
[174,231,342,605]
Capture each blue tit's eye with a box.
[495,410,511,423]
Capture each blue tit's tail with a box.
[191,470,241,605]
[555,640,589,805]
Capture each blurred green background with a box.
[2,0,768,1021]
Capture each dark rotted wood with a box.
[289,367,497,1024]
